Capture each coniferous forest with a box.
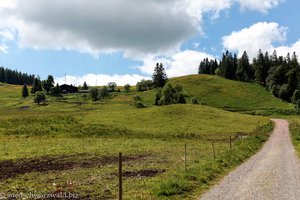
[199,50,300,104]
[0,67,35,85]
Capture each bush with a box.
[98,86,110,100]
[133,95,142,102]
[136,79,154,91]
[191,97,199,104]
[292,90,300,103]
[124,84,131,92]
[155,83,186,106]
[107,82,117,92]
[132,95,146,108]
[278,84,291,101]
[134,101,147,108]
[90,88,99,101]
[34,91,46,105]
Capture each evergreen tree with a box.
[198,58,219,75]
[22,84,29,98]
[253,49,267,85]
[82,81,88,90]
[53,83,62,95]
[219,51,236,79]
[31,77,42,94]
[153,63,168,88]
[236,51,252,81]
[0,67,34,85]
[42,75,54,94]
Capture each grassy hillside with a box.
[170,75,292,111]
[124,74,292,113]
[0,79,275,199]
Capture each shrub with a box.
[133,95,142,102]
[90,88,99,101]
[124,84,131,92]
[191,97,199,104]
[34,91,46,105]
[98,86,110,100]
[155,83,186,106]
[292,89,300,103]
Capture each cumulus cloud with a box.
[0,28,15,53]
[236,0,283,13]
[138,50,215,77]
[275,39,300,58]
[0,44,9,53]
[0,0,284,57]
[222,22,287,58]
[55,74,150,87]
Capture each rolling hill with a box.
[113,74,293,114]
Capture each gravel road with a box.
[200,119,300,200]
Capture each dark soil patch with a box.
[113,169,166,178]
[19,106,30,110]
[0,153,146,180]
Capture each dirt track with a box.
[200,119,300,200]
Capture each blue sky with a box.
[0,0,299,86]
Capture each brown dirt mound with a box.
[0,153,146,180]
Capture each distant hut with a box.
[60,84,78,94]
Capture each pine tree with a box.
[42,75,54,94]
[31,77,42,94]
[236,51,252,81]
[82,81,88,90]
[53,83,62,95]
[253,49,267,85]
[22,84,29,98]
[153,63,168,88]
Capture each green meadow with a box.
[0,74,292,199]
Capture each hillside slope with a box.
[126,74,292,113]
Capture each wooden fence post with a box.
[212,142,216,158]
[119,152,122,200]
[184,144,187,172]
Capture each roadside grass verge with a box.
[289,119,300,154]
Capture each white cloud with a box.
[0,44,9,53]
[55,74,150,87]
[0,28,15,53]
[275,39,300,58]
[222,22,287,58]
[0,0,284,57]
[236,0,283,13]
[138,50,215,77]
[0,29,15,41]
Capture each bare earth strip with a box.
[200,119,300,200]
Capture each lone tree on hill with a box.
[22,84,29,98]
[124,84,131,92]
[34,91,46,105]
[153,63,168,88]
[82,81,88,90]
[107,82,117,92]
